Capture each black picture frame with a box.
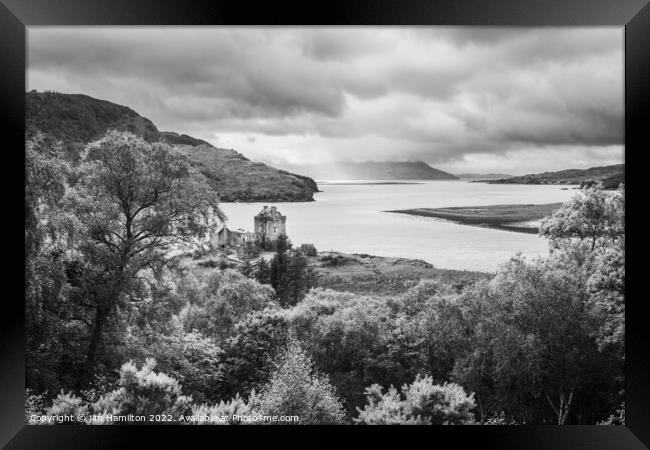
[2,0,648,448]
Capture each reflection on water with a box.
[220,180,578,272]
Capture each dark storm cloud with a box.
[27,27,623,172]
[29,28,347,118]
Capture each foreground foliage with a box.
[26,132,624,425]
[355,376,475,424]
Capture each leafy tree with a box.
[67,130,223,373]
[298,243,318,257]
[269,234,291,303]
[286,289,403,412]
[587,241,625,355]
[540,182,624,251]
[249,339,347,424]
[123,326,223,404]
[25,135,88,394]
[283,249,318,307]
[239,257,254,278]
[177,269,275,338]
[453,253,620,425]
[407,283,467,383]
[253,258,271,285]
[355,376,475,425]
[220,308,290,399]
[242,240,259,259]
[265,236,318,307]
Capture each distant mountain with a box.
[26,91,318,202]
[456,173,513,180]
[283,161,458,181]
[484,164,624,189]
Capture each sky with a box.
[27,27,624,175]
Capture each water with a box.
[220,180,579,272]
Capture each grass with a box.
[387,203,563,234]
[309,251,489,296]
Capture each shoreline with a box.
[386,203,563,235]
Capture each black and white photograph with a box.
[24,26,626,426]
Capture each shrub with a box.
[92,359,193,421]
[123,326,224,404]
[355,375,475,425]
[298,243,318,257]
[177,269,275,338]
[249,339,347,424]
[25,389,47,423]
[189,394,251,425]
[46,392,89,423]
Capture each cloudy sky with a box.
[28,27,623,175]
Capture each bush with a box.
[46,392,89,423]
[298,243,318,257]
[25,389,47,424]
[355,375,475,425]
[123,326,224,404]
[177,270,275,338]
[249,339,347,424]
[92,359,193,422]
[189,394,252,425]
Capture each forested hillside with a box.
[485,164,624,188]
[26,91,318,202]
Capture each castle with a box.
[212,206,287,255]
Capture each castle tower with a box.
[254,206,286,245]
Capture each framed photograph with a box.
[3,0,649,447]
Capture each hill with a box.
[484,164,624,189]
[456,173,513,180]
[283,161,458,181]
[26,91,318,202]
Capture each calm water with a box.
[220,181,578,272]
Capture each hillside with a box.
[456,173,513,180]
[484,164,624,189]
[26,91,318,202]
[283,161,458,181]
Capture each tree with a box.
[267,236,317,307]
[355,375,475,425]
[239,256,254,278]
[220,308,290,399]
[286,288,402,412]
[540,182,624,251]
[249,339,347,424]
[298,243,318,257]
[283,249,318,307]
[253,258,271,285]
[242,240,259,259]
[68,130,223,374]
[177,269,275,339]
[269,234,291,303]
[587,241,625,355]
[123,325,224,404]
[25,134,82,394]
[453,253,620,425]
